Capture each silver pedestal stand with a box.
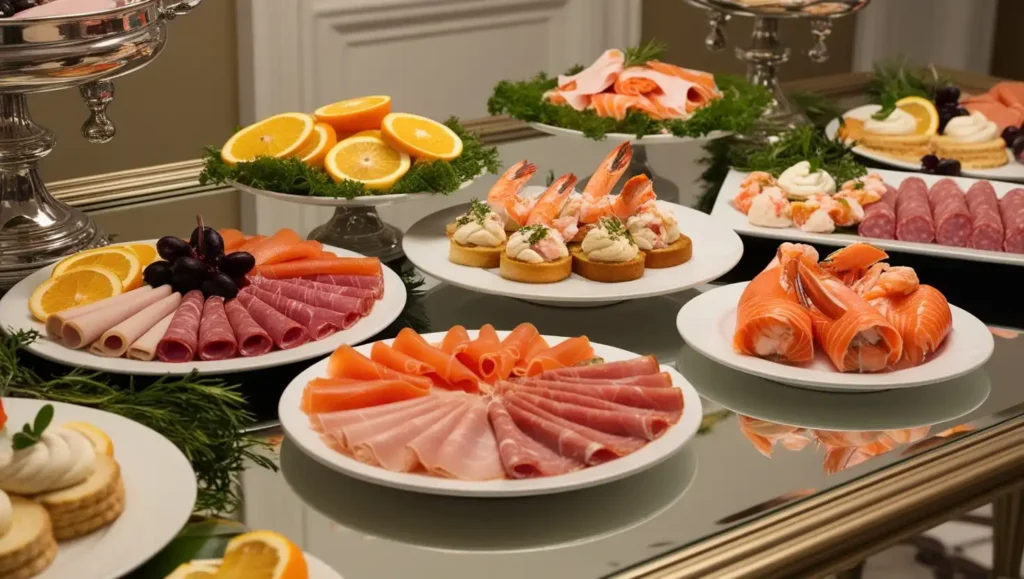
[0,0,202,290]
[308,207,405,263]
[687,0,870,131]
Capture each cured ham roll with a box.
[539,356,659,380]
[45,285,155,341]
[236,292,309,350]
[965,181,1004,251]
[249,276,370,319]
[349,400,466,471]
[241,286,351,338]
[281,278,377,301]
[543,372,673,388]
[510,377,683,412]
[224,298,273,357]
[511,391,670,440]
[504,396,644,465]
[90,291,182,357]
[410,398,504,481]
[62,285,173,349]
[300,274,383,299]
[549,48,624,111]
[523,337,595,376]
[392,328,480,392]
[198,296,238,361]
[156,290,205,363]
[487,400,582,479]
[510,385,680,422]
[325,345,433,390]
[126,312,175,361]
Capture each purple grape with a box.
[1003,126,1021,148]
[935,159,962,176]
[1013,135,1024,163]
[921,154,940,173]
[934,85,960,107]
[938,105,969,134]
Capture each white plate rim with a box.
[528,122,731,144]
[278,331,703,497]
[228,176,478,208]
[675,283,995,391]
[402,200,744,303]
[0,243,406,375]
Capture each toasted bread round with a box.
[35,455,119,513]
[932,136,1009,169]
[645,234,693,269]
[570,246,645,282]
[499,253,571,283]
[448,239,503,268]
[0,497,53,575]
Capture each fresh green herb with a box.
[199,118,500,199]
[519,225,549,245]
[730,125,867,185]
[545,170,555,187]
[598,216,634,243]
[623,39,667,68]
[868,58,950,105]
[12,404,53,450]
[872,94,897,121]
[790,92,843,130]
[456,198,491,226]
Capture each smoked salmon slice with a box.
[646,60,718,92]
[589,93,667,121]
[253,257,382,279]
[257,240,324,266]
[301,378,429,414]
[455,324,504,379]
[326,345,433,390]
[482,323,537,382]
[883,285,952,366]
[512,334,550,376]
[440,325,471,355]
[523,336,595,376]
[248,228,302,264]
[219,228,246,252]
[370,342,439,382]
[392,328,480,392]
[236,235,267,253]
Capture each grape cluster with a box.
[0,0,39,17]
[143,222,255,299]
[1000,125,1024,164]
[934,85,968,135]
[920,154,961,176]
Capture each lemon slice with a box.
[896,96,939,136]
[221,113,316,166]
[52,247,142,291]
[63,422,114,457]
[218,530,308,579]
[29,267,122,322]
[324,136,410,190]
[381,112,463,161]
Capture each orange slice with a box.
[896,96,939,136]
[126,243,158,266]
[381,112,463,161]
[221,113,316,166]
[293,122,338,167]
[324,135,410,190]
[314,96,391,133]
[64,422,114,457]
[52,247,142,291]
[215,530,307,579]
[352,129,382,139]
[29,267,122,322]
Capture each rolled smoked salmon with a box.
[257,240,324,266]
[883,285,952,366]
[371,342,441,385]
[301,378,429,414]
[236,235,266,253]
[485,323,538,382]
[440,325,471,354]
[512,335,550,376]
[392,328,480,392]
[523,336,595,376]
[254,257,382,279]
[456,324,511,381]
[590,93,667,121]
[326,345,433,390]
[219,228,246,252]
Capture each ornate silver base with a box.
[0,94,106,291]
[738,18,811,131]
[308,206,404,262]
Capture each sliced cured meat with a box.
[348,401,461,471]
[550,48,624,111]
[301,377,429,414]
[509,391,669,440]
[487,399,582,478]
[280,278,377,301]
[253,257,382,279]
[524,336,595,376]
[546,372,673,388]
[417,399,504,481]
[224,298,273,357]
[965,181,1004,251]
[484,323,538,382]
[505,396,645,463]
[46,285,155,341]
[509,384,680,422]
[241,286,348,339]
[61,285,172,349]
[250,276,369,321]
[126,312,174,361]
[235,292,309,350]
[511,335,550,376]
[439,325,471,354]
[392,328,480,392]
[1000,189,1024,253]
[858,184,897,240]
[539,356,659,380]
[927,179,971,247]
[613,67,716,116]
[247,228,302,265]
[455,324,508,379]
[510,377,683,412]
[589,93,667,121]
[407,401,473,472]
[326,346,433,389]
[93,292,181,357]
[319,396,446,449]
[155,290,205,362]
[301,274,383,299]
[370,342,440,384]
[895,177,935,243]
[313,394,438,431]
[198,296,238,361]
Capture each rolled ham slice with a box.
[487,399,582,478]
[539,356,659,380]
[281,278,377,301]
[250,277,369,321]
[126,313,175,361]
[542,372,673,388]
[551,49,624,111]
[504,396,644,465]
[510,384,680,422]
[235,293,308,350]
[300,274,383,299]
[62,285,173,349]
[417,398,504,481]
[198,296,238,361]
[240,286,349,339]
[224,298,273,357]
[156,290,204,363]
[510,377,684,412]
[46,286,155,341]
[90,291,182,357]
[511,391,670,440]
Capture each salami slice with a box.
[1000,188,1024,253]
[236,293,309,350]
[965,181,1004,251]
[895,177,935,243]
[927,178,971,247]
[198,296,238,361]
[281,278,377,301]
[224,298,274,357]
[857,184,897,240]
[156,290,204,363]
[241,286,351,340]
[301,274,383,299]
[250,276,369,322]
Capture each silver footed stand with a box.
[308,207,404,263]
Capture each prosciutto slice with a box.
[281,278,377,301]
[539,356,659,380]
[487,399,582,478]
[549,49,624,111]
[235,292,308,350]
[511,377,683,412]
[241,286,348,339]
[250,276,370,321]
[510,385,680,423]
[301,274,383,299]
[324,396,447,450]
[224,298,273,357]
[504,396,644,464]
[62,285,173,349]
[198,296,238,361]
[546,372,673,388]
[312,395,440,433]
[348,400,463,472]
[429,399,504,480]
[510,392,669,440]
[156,290,204,362]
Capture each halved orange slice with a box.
[381,112,463,161]
[52,247,142,291]
[221,113,316,166]
[896,96,939,136]
[292,122,338,167]
[314,96,391,133]
[324,136,410,190]
[29,267,122,322]
[216,530,307,579]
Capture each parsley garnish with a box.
[730,125,866,185]
[519,225,549,245]
[598,216,635,243]
[623,40,667,68]
[12,404,53,450]
[456,198,491,226]
[872,94,897,121]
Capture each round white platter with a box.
[825,104,1024,182]
[528,122,730,145]
[402,198,743,305]
[278,331,703,498]
[228,177,476,208]
[675,283,995,392]
[2,398,197,579]
[192,553,343,578]
[0,243,406,375]
[678,346,990,431]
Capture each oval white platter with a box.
[3,398,197,579]
[403,196,744,304]
[0,243,406,375]
[825,104,1024,182]
[229,177,476,208]
[528,122,730,145]
[278,330,703,498]
[676,283,995,392]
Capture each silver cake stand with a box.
[0,0,203,290]
[687,0,870,130]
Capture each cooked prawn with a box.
[487,160,538,230]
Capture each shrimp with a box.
[819,243,889,285]
[838,173,886,206]
[486,160,538,230]
[851,264,920,301]
[734,171,777,215]
[579,142,633,223]
[611,174,657,220]
[526,173,577,236]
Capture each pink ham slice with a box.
[281,278,377,301]
[510,377,683,412]
[509,391,670,440]
[313,394,441,433]
[156,290,205,362]
[420,399,504,481]
[62,285,173,349]
[323,396,446,450]
[487,399,582,478]
[249,276,369,321]
[543,372,673,388]
[241,286,349,339]
[928,178,971,247]
[548,49,625,111]
[224,298,273,357]
[235,293,308,350]
[858,184,897,240]
[510,384,681,423]
[126,312,174,361]
[46,285,155,341]
[198,296,238,361]
[1000,188,1024,253]
[348,400,464,472]
[91,291,181,357]
[895,177,935,243]
[301,274,383,299]
[539,356,659,380]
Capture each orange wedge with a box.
[52,247,142,291]
[324,135,410,190]
[221,113,316,166]
[126,243,158,266]
[215,530,307,579]
[314,96,391,133]
[381,112,463,161]
[896,96,939,136]
[29,266,122,322]
[293,122,338,167]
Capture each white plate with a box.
[403,198,743,304]
[678,346,991,431]
[824,104,1024,182]
[675,283,995,391]
[193,553,343,579]
[0,244,406,375]
[229,178,476,208]
[278,331,703,497]
[528,122,730,145]
[1,398,197,579]
[711,168,1024,267]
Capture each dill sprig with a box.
[730,125,867,184]
[0,330,275,516]
[455,198,491,226]
[199,118,500,199]
[598,216,634,243]
[623,39,667,68]
[518,225,549,245]
[868,58,951,105]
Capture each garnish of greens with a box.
[455,198,491,227]
[520,225,549,245]
[487,41,772,141]
[623,39,668,68]
[730,125,867,185]
[200,118,500,199]
[0,331,275,515]
[868,58,951,106]
[12,404,53,450]
[599,216,634,244]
